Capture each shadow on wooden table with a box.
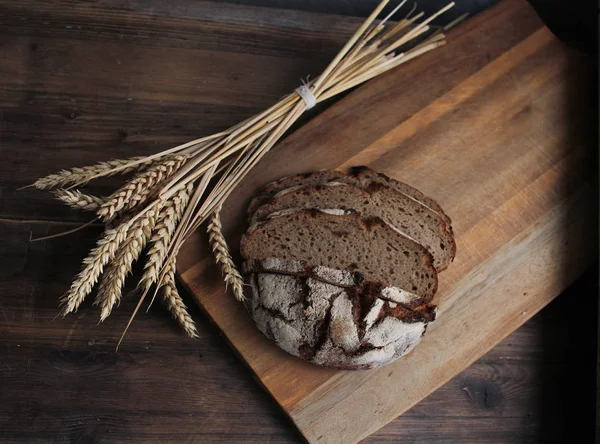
[538,267,598,442]
[535,34,598,442]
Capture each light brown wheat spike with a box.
[33,156,153,190]
[97,155,191,221]
[95,206,161,321]
[161,259,198,338]
[139,184,192,290]
[207,206,245,301]
[60,216,136,315]
[54,189,105,211]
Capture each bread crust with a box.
[242,258,431,309]
[245,264,436,369]
[247,166,453,231]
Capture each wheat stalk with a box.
[32,156,153,190]
[33,0,455,341]
[97,155,191,221]
[207,206,245,301]
[54,189,105,211]
[161,259,198,338]
[60,216,136,315]
[139,184,192,291]
[95,206,161,321]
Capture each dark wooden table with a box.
[0,1,597,442]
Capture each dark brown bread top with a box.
[247,166,453,229]
[251,182,456,270]
[241,209,438,301]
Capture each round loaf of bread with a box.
[242,168,454,369]
[244,259,436,369]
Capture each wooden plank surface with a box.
[177,1,598,442]
[0,0,597,442]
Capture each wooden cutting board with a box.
[177,1,596,442]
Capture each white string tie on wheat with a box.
[295,84,317,110]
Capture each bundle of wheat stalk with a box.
[30,0,456,345]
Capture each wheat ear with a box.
[207,206,245,301]
[139,185,192,290]
[54,189,105,211]
[33,156,153,190]
[60,217,136,314]
[97,155,191,221]
[161,259,198,338]
[95,206,161,321]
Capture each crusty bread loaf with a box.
[241,208,438,301]
[243,257,429,308]
[241,167,454,369]
[251,182,455,270]
[247,166,452,229]
[245,265,436,369]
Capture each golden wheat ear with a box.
[207,206,246,302]
[32,156,155,190]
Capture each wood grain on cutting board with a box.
[178,1,596,442]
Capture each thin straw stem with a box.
[183,136,266,238]
[312,0,391,96]
[381,0,408,25]
[29,218,99,242]
[156,163,219,291]
[159,115,285,201]
[321,40,446,101]
[153,137,227,201]
[225,93,297,144]
[380,11,424,41]
[386,2,454,52]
